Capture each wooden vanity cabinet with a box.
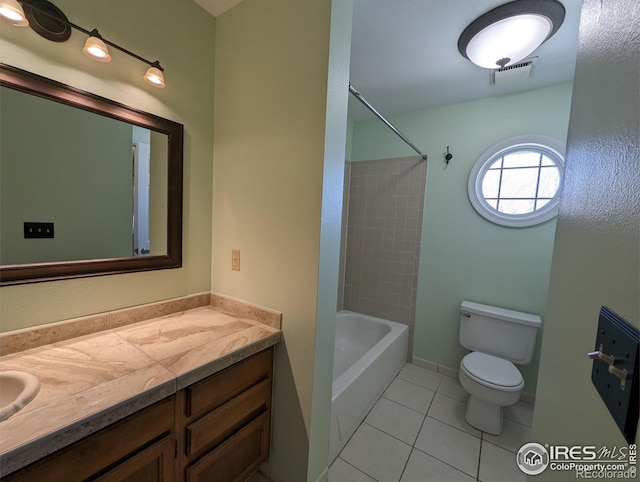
[3,347,274,482]
[3,396,176,482]
[175,348,273,482]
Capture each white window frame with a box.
[468,135,565,228]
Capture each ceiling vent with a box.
[491,57,537,85]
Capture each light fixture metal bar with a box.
[94,31,161,70]
[349,83,427,161]
[18,0,163,70]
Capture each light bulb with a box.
[144,66,165,88]
[0,0,28,26]
[466,14,552,69]
[83,35,111,62]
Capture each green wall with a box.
[0,0,215,331]
[308,3,353,479]
[132,126,150,144]
[1,87,133,264]
[345,120,354,161]
[351,82,574,392]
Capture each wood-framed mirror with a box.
[0,63,183,285]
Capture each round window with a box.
[468,136,565,227]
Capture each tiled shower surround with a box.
[338,156,427,357]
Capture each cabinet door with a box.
[94,435,175,482]
[3,397,175,482]
[185,412,269,482]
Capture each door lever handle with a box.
[588,344,628,390]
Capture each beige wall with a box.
[532,0,639,479]
[2,2,352,480]
[0,0,215,331]
[212,0,351,480]
[307,3,353,479]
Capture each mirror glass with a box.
[0,64,183,285]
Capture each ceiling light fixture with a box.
[458,0,565,69]
[0,0,28,26]
[1,0,166,88]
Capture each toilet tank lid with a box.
[461,301,542,327]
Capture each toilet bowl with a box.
[457,301,541,435]
[459,351,523,434]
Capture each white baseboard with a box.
[520,391,536,404]
[411,356,439,372]
[260,463,328,482]
[314,467,329,482]
[412,356,457,378]
[252,461,271,481]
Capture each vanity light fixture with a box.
[458,0,565,69]
[83,30,111,63]
[0,0,166,88]
[143,62,165,88]
[0,0,28,26]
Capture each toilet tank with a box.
[459,300,542,364]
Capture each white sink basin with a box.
[0,371,41,422]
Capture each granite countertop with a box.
[0,294,282,476]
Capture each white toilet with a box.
[458,300,541,435]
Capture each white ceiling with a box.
[193,0,244,18]
[348,0,582,121]
[195,0,583,122]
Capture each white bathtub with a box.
[329,311,408,463]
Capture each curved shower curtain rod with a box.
[348,83,428,161]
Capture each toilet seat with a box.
[461,352,523,390]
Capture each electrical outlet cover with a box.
[590,306,639,443]
[231,249,240,271]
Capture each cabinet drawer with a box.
[186,378,271,457]
[185,412,270,482]
[186,348,272,419]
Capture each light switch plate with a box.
[24,222,54,238]
[590,306,639,443]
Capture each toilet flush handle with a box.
[461,311,471,318]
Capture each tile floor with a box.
[329,363,533,482]
[249,362,534,482]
